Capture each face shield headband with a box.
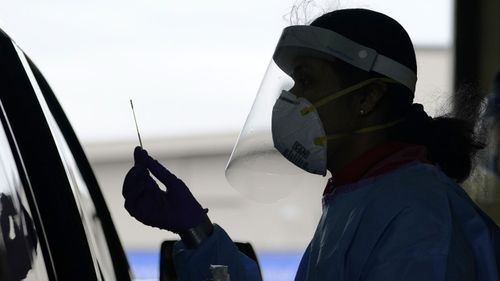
[273,25,417,93]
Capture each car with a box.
[0,28,131,281]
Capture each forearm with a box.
[173,224,262,281]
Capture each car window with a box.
[0,102,50,281]
[14,45,116,281]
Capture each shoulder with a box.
[354,162,467,249]
[345,163,496,279]
[359,162,485,250]
[368,162,463,209]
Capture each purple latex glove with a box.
[122,147,208,234]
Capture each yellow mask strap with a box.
[314,119,403,146]
[301,77,399,116]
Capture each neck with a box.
[326,133,390,175]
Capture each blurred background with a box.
[0,0,498,280]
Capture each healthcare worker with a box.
[122,8,500,281]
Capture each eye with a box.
[295,77,311,88]
[298,78,308,86]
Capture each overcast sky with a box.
[0,0,453,143]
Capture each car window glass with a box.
[0,103,50,281]
[14,45,116,281]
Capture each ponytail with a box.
[392,103,485,183]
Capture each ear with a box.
[356,81,388,116]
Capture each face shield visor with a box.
[225,25,417,203]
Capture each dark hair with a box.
[390,102,485,183]
[311,9,485,182]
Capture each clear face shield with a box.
[225,59,318,203]
[225,25,417,203]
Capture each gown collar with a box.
[323,142,430,196]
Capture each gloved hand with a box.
[122,147,209,234]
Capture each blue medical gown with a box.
[173,162,500,280]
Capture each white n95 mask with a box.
[271,78,402,176]
[272,90,328,176]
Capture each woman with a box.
[122,9,499,280]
